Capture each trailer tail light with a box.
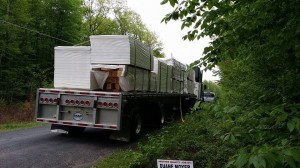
[75,100,80,105]
[40,98,44,102]
[70,100,75,104]
[114,103,118,109]
[45,98,49,103]
[108,102,112,107]
[65,99,70,104]
[80,101,85,105]
[98,102,102,106]
[85,101,90,106]
[54,99,57,103]
[103,102,108,107]
[49,98,53,103]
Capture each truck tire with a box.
[156,110,165,128]
[130,108,143,140]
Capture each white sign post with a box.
[157,159,194,168]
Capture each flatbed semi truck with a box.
[35,35,203,141]
[35,88,201,141]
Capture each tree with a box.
[82,0,166,57]
[82,0,121,41]
[0,0,31,102]
[161,0,300,167]
[161,0,299,105]
[114,7,165,57]
[0,0,85,102]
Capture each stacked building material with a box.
[53,35,194,93]
[54,46,101,90]
[162,58,186,93]
[186,69,196,94]
[153,58,172,93]
[91,64,154,92]
[90,35,153,71]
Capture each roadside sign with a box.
[157,159,193,168]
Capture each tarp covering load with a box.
[90,35,153,71]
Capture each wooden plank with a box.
[106,77,119,83]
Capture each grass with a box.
[0,101,46,132]
[0,122,47,132]
[93,106,236,168]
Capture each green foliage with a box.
[162,0,300,167]
[96,109,237,168]
[200,102,300,168]
[0,0,84,103]
[94,150,146,168]
[203,80,221,95]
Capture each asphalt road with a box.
[0,125,132,168]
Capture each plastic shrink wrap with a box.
[54,46,100,90]
[90,35,153,71]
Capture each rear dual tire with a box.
[130,108,143,140]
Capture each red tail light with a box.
[80,101,85,105]
[45,98,49,103]
[40,98,44,102]
[86,101,90,106]
[65,99,70,104]
[114,103,118,108]
[98,102,102,106]
[108,102,112,107]
[103,102,107,107]
[54,99,57,103]
[70,100,75,104]
[49,98,53,103]
[75,100,79,105]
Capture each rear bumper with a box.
[36,118,119,130]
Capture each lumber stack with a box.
[53,35,199,94]
[90,35,153,71]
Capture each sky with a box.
[126,0,219,81]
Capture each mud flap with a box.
[109,116,132,142]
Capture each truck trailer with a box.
[35,35,203,141]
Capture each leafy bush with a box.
[0,101,35,124]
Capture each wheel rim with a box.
[135,114,142,134]
[160,112,165,124]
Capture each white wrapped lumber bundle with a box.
[167,65,174,93]
[194,82,200,99]
[153,58,172,93]
[164,57,186,70]
[119,66,150,91]
[161,58,186,81]
[187,80,196,94]
[90,35,153,71]
[150,72,157,92]
[186,69,195,81]
[54,46,102,90]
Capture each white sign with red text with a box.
[157,159,193,168]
